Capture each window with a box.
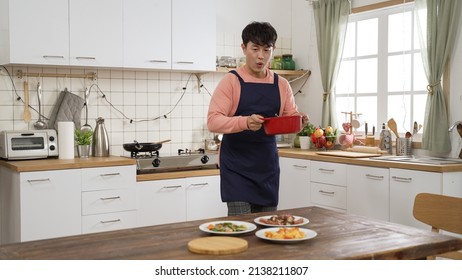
[335,3,426,137]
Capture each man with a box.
[207,21,308,215]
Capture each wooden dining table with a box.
[1,206,461,260]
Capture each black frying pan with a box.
[123,139,171,153]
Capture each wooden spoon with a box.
[387,118,400,139]
[23,81,32,122]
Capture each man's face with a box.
[241,41,274,76]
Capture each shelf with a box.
[215,67,311,82]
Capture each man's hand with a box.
[247,114,264,131]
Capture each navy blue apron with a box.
[220,70,281,206]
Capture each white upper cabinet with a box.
[123,0,171,69]
[69,0,124,67]
[171,0,216,71]
[0,0,69,66]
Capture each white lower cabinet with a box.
[310,161,347,212]
[137,178,186,227]
[137,175,225,227]
[389,168,442,229]
[0,168,81,244]
[278,157,311,210]
[347,165,389,221]
[185,176,227,221]
[81,166,137,234]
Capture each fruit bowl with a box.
[311,127,337,150]
[262,115,302,135]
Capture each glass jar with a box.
[282,54,295,70]
[271,55,282,70]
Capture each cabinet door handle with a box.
[190,183,209,187]
[319,168,335,173]
[100,196,121,201]
[392,176,412,182]
[148,60,168,63]
[27,178,51,183]
[365,174,384,180]
[100,219,121,224]
[76,56,96,60]
[100,173,121,177]
[319,190,335,195]
[162,185,182,189]
[175,61,194,64]
[293,164,308,169]
[43,55,65,59]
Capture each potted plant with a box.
[74,129,92,158]
[296,123,316,149]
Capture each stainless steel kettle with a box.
[92,117,110,157]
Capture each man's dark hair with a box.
[241,21,278,47]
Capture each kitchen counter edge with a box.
[0,156,136,172]
[278,149,462,173]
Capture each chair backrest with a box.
[413,193,462,235]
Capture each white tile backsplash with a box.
[1,33,292,157]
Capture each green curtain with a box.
[415,0,462,153]
[313,0,350,128]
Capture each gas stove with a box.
[132,149,219,174]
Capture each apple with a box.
[325,126,334,134]
[325,140,334,149]
[314,128,324,138]
[315,136,326,148]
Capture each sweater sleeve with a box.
[207,73,248,134]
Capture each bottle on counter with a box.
[379,122,393,154]
[92,117,110,157]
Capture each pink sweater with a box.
[207,67,300,134]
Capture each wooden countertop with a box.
[137,169,220,181]
[0,156,136,172]
[278,148,462,172]
[1,206,460,260]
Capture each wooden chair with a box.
[413,193,462,260]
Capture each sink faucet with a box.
[448,121,462,132]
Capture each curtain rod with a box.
[16,69,97,80]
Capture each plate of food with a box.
[255,227,317,242]
[254,214,309,227]
[199,221,257,235]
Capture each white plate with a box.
[255,227,317,242]
[254,215,309,227]
[199,221,257,235]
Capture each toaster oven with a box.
[0,129,59,160]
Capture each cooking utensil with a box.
[23,81,32,122]
[261,115,302,135]
[81,87,92,133]
[33,82,47,129]
[457,124,462,159]
[387,118,399,139]
[413,121,418,135]
[123,139,171,153]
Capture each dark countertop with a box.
[0,206,460,260]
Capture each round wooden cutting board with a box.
[188,236,248,255]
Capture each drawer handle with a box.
[176,61,194,64]
[27,178,51,183]
[190,183,209,187]
[392,176,412,182]
[319,168,335,173]
[100,219,121,224]
[319,190,335,195]
[149,60,168,63]
[76,56,96,60]
[365,174,384,180]
[43,55,65,59]
[293,164,308,169]
[100,173,121,177]
[162,185,182,189]
[100,196,121,201]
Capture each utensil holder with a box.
[396,138,412,156]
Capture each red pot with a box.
[262,115,302,135]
